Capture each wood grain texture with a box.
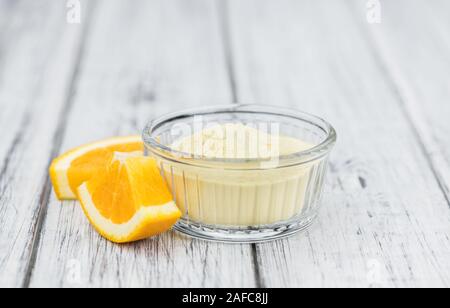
[28,0,256,288]
[225,0,450,287]
[0,0,449,288]
[352,0,450,204]
[0,0,89,287]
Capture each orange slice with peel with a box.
[50,136,144,200]
[77,153,181,243]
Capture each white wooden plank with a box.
[226,0,450,287]
[29,0,256,288]
[0,0,89,287]
[352,0,450,203]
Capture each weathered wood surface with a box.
[0,0,449,288]
[0,0,87,287]
[363,0,450,204]
[226,0,450,287]
[27,0,256,288]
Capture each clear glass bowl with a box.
[143,105,336,243]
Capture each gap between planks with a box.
[27,0,256,288]
[216,0,265,288]
[344,1,450,208]
[21,0,98,288]
[221,0,450,287]
[217,0,239,104]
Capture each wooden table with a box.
[1,0,449,288]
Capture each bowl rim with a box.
[142,104,337,169]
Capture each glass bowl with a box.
[142,105,336,243]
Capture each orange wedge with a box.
[50,136,144,200]
[77,154,181,243]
